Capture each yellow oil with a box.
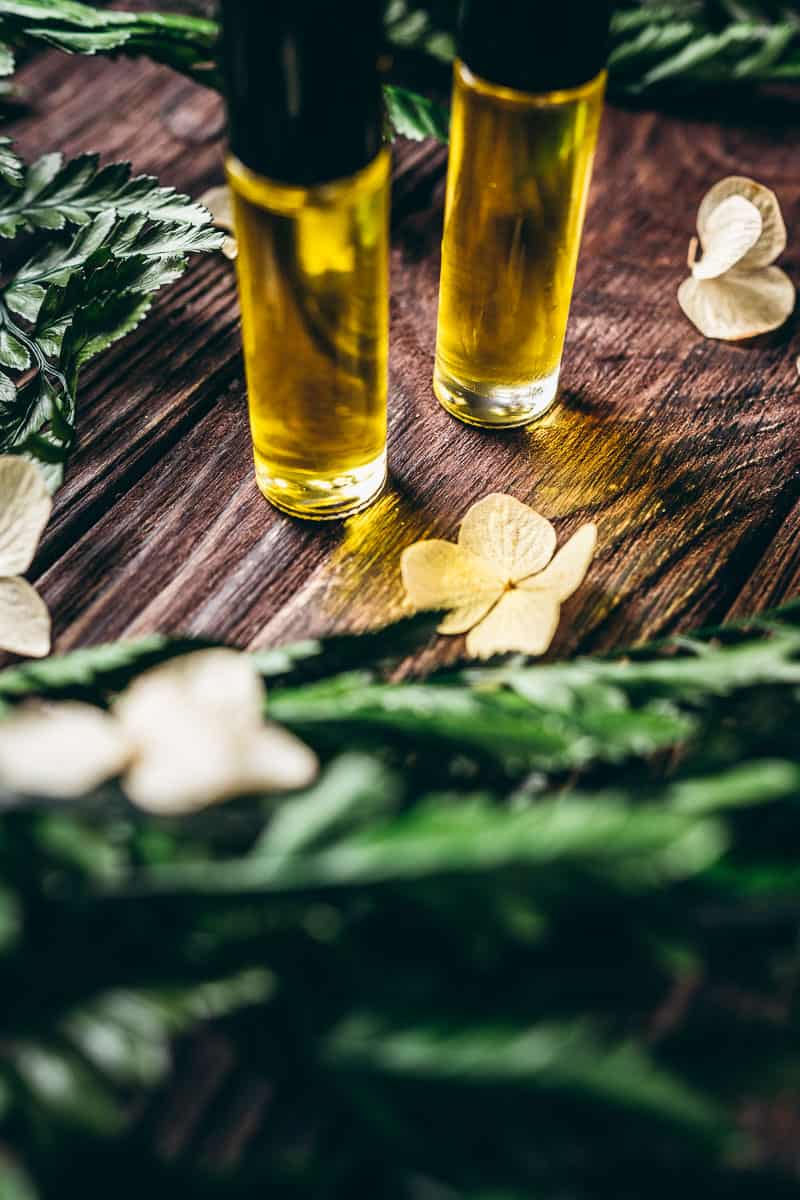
[434,61,606,428]
[226,149,390,519]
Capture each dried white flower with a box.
[401,494,597,660]
[679,176,794,341]
[0,649,318,811]
[0,456,52,658]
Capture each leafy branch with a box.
[0,147,221,489]
[0,0,220,88]
[3,605,800,1194]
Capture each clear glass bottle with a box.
[434,2,610,429]
[221,0,389,519]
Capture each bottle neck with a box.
[221,0,384,187]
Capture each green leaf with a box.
[269,677,693,769]
[136,793,726,897]
[0,153,214,239]
[0,1160,38,1200]
[0,0,221,88]
[0,135,21,189]
[0,149,221,488]
[384,84,450,142]
[255,754,404,858]
[327,1016,723,1133]
[10,1043,125,1136]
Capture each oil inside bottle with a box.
[227,149,390,519]
[434,62,606,428]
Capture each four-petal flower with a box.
[402,493,597,659]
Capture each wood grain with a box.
[8,49,800,667]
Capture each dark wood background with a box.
[12,46,800,669]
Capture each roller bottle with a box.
[221,0,389,519]
[434,1,610,428]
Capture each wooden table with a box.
[14,47,800,667]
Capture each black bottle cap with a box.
[459,0,611,94]
[221,0,384,187]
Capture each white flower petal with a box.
[519,524,597,601]
[122,710,242,814]
[458,494,557,584]
[123,715,317,814]
[697,176,787,271]
[0,702,131,798]
[115,649,316,814]
[0,456,52,576]
[437,596,500,635]
[0,577,50,658]
[678,266,795,341]
[244,722,318,793]
[198,184,235,233]
[692,194,762,281]
[115,649,265,742]
[401,539,504,612]
[465,589,561,660]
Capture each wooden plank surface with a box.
[10,48,800,665]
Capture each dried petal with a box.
[519,524,597,601]
[438,597,499,635]
[115,649,317,814]
[122,707,245,814]
[466,589,560,660]
[692,195,762,281]
[199,184,235,233]
[458,494,557,583]
[698,176,787,271]
[0,702,131,798]
[401,540,504,612]
[678,266,795,341]
[0,577,50,658]
[0,456,52,576]
[244,722,319,793]
[115,649,265,739]
[122,710,317,814]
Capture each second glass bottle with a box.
[434,1,610,428]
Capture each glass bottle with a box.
[221,0,389,519]
[434,1,610,428]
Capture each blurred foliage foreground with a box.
[3,606,800,1197]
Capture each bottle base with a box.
[433,365,560,429]
[253,449,387,520]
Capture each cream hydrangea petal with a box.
[244,722,318,792]
[678,266,795,341]
[401,540,504,611]
[199,184,234,232]
[222,235,238,260]
[115,649,316,814]
[518,524,597,601]
[437,596,499,635]
[698,176,787,271]
[0,578,50,658]
[115,649,265,739]
[458,494,557,584]
[692,195,762,281]
[0,456,52,575]
[123,715,317,815]
[0,702,131,798]
[465,589,560,661]
[122,709,241,814]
